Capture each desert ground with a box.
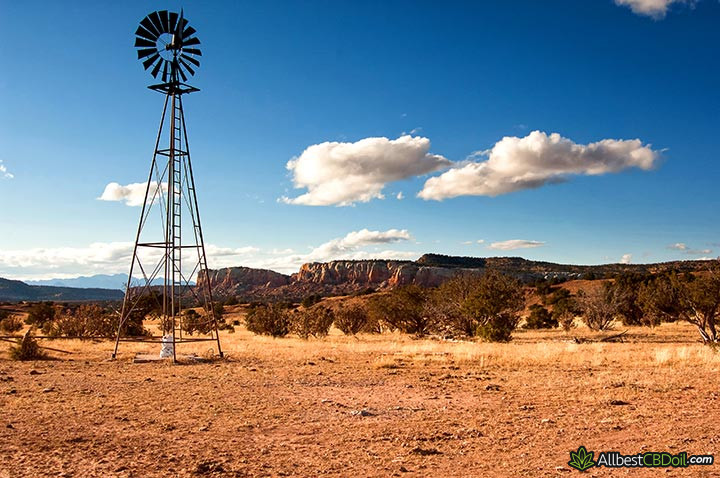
[1,309,719,477]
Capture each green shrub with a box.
[44,304,118,338]
[245,304,290,337]
[26,302,55,328]
[181,309,214,335]
[476,314,517,342]
[524,304,557,329]
[290,306,334,339]
[334,304,368,335]
[368,286,434,335]
[463,270,525,342]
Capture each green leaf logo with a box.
[568,446,596,472]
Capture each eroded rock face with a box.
[198,266,291,296]
[198,254,717,300]
[202,260,482,299]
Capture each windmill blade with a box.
[140,16,160,37]
[183,48,202,56]
[182,26,196,40]
[168,12,179,33]
[148,11,165,35]
[158,10,170,33]
[180,54,200,67]
[161,61,169,82]
[179,58,196,76]
[151,58,163,77]
[137,48,158,60]
[143,52,161,70]
[134,37,156,48]
[182,37,201,47]
[178,66,188,82]
[135,24,156,41]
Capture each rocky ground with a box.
[1,323,719,477]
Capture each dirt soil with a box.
[1,323,719,477]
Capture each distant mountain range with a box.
[26,274,130,290]
[26,274,186,290]
[0,277,124,302]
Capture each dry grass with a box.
[2,314,719,477]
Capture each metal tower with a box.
[113,10,222,361]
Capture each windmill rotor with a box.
[134,10,202,83]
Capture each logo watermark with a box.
[568,446,714,471]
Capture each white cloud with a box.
[668,243,712,255]
[281,135,451,206]
[396,192,404,200]
[615,0,690,19]
[0,242,260,281]
[98,181,168,207]
[488,239,545,250]
[0,229,416,280]
[306,228,412,261]
[0,160,13,179]
[418,131,659,200]
[462,239,485,246]
[620,253,633,264]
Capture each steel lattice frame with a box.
[112,10,222,361]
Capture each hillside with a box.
[0,278,124,302]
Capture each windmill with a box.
[112,10,223,361]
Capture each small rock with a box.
[42,387,55,393]
[485,384,501,391]
[6,423,13,429]
[29,370,42,375]
[609,399,630,406]
[306,361,316,366]
[399,466,409,472]
[350,409,375,417]
[410,447,442,456]
[199,425,209,431]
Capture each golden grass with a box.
[1,319,718,370]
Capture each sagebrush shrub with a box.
[0,314,23,333]
[10,331,46,361]
[245,304,290,337]
[334,304,368,335]
[290,306,334,339]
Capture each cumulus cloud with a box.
[620,253,633,264]
[0,160,13,179]
[462,239,485,246]
[305,228,412,261]
[418,131,659,200]
[281,135,451,206]
[98,181,168,207]
[615,0,690,19]
[488,239,545,250]
[668,242,688,251]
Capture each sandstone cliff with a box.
[198,254,716,300]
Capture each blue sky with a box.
[0,0,718,279]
